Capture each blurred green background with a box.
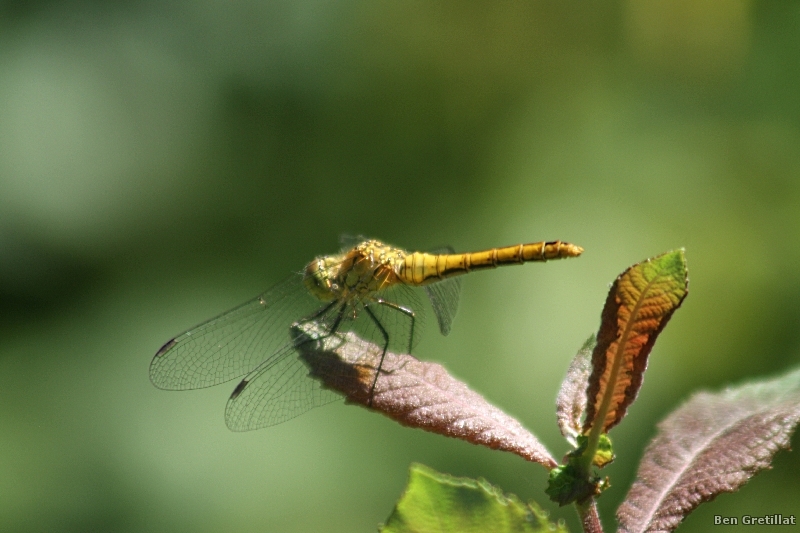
[2,1,799,532]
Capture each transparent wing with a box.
[224,303,358,430]
[224,331,343,431]
[224,285,428,431]
[422,245,462,336]
[338,233,368,249]
[423,277,462,336]
[426,245,456,254]
[149,274,323,390]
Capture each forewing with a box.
[150,274,322,390]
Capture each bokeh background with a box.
[2,1,799,532]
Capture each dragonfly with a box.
[150,237,583,431]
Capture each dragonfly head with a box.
[303,256,340,301]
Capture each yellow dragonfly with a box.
[150,237,583,430]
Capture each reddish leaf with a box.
[293,323,557,470]
[617,367,800,533]
[583,250,688,434]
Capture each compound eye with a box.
[303,258,337,301]
[304,260,323,286]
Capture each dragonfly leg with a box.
[301,299,339,323]
[289,300,348,361]
[373,299,416,355]
[324,302,347,336]
[363,305,390,407]
[294,300,345,339]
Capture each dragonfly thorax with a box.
[302,240,407,303]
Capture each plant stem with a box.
[576,498,604,533]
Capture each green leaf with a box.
[591,433,614,468]
[545,435,613,507]
[381,464,567,533]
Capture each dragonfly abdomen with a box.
[398,241,583,285]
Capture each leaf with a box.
[583,250,688,434]
[381,463,568,533]
[591,433,614,468]
[546,434,613,506]
[546,462,609,508]
[556,335,596,445]
[617,367,800,533]
[293,322,557,469]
